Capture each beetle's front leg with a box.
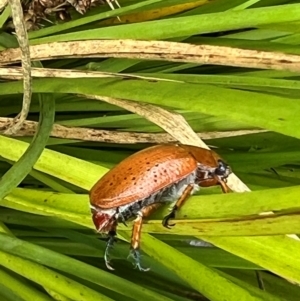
[216,176,231,193]
[162,184,194,229]
[200,176,231,193]
[129,203,161,271]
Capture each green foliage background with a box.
[1,0,300,300]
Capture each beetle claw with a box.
[105,259,115,271]
[166,222,176,229]
[162,211,176,229]
[128,249,150,272]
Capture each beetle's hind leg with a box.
[104,229,117,270]
[163,184,194,229]
[129,203,161,271]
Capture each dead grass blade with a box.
[79,94,250,192]
[4,0,32,135]
[0,117,266,143]
[1,40,300,72]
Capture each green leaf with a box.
[0,5,11,29]
[0,94,55,200]
[199,235,300,285]
[28,0,164,39]
[120,232,283,301]
[0,135,106,190]
[154,185,300,219]
[1,78,300,139]
[3,183,300,223]
[0,209,86,229]
[0,250,114,301]
[2,188,91,227]
[0,267,53,301]
[143,73,300,90]
[142,213,300,236]
[0,233,174,301]
[26,234,260,269]
[0,282,26,301]
[4,190,300,236]
[31,4,300,43]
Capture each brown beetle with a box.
[90,144,231,271]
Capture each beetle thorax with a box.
[196,163,218,180]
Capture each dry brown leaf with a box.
[0,117,266,143]
[1,40,300,72]
[0,0,7,11]
[0,66,182,82]
[79,94,250,192]
[5,0,32,135]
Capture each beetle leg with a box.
[104,229,117,270]
[116,208,128,227]
[129,203,161,271]
[163,184,194,229]
[213,175,231,193]
[200,177,231,193]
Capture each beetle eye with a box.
[215,160,231,177]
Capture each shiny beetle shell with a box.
[89,144,231,271]
[90,144,222,209]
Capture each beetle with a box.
[89,144,231,271]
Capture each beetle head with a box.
[91,206,117,233]
[215,159,231,179]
